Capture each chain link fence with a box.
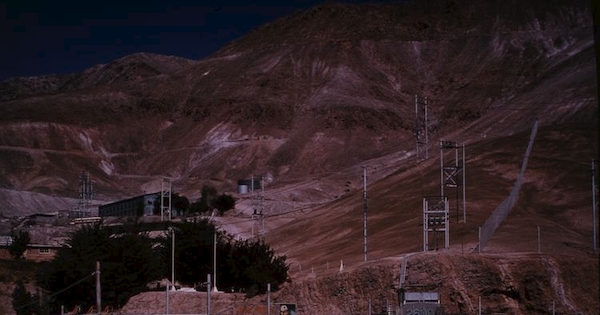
[476,120,538,253]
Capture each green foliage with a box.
[36,224,162,313]
[9,230,30,260]
[153,192,191,216]
[173,193,190,215]
[188,186,236,216]
[214,194,236,216]
[0,259,39,284]
[188,185,218,215]
[200,185,218,207]
[12,280,35,315]
[221,239,289,297]
[187,201,208,214]
[34,219,290,312]
[159,219,216,286]
[160,219,289,297]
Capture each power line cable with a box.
[14,272,95,311]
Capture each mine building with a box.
[99,193,159,217]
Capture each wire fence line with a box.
[475,119,538,253]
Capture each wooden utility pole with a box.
[267,283,271,315]
[592,159,597,253]
[207,274,211,315]
[96,261,101,315]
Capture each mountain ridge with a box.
[0,0,594,211]
[0,52,197,102]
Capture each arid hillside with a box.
[0,0,594,209]
[0,0,597,314]
[119,253,598,315]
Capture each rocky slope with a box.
[0,53,196,102]
[0,0,594,209]
[119,253,598,315]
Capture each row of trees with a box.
[14,219,289,315]
[155,185,237,216]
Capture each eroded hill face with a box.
[0,1,594,213]
[116,253,598,315]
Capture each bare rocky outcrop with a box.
[119,253,598,315]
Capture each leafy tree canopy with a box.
[153,192,190,216]
[35,218,289,313]
[160,219,289,297]
[188,186,236,216]
[214,194,236,216]
[12,280,35,315]
[36,224,162,313]
[9,230,30,260]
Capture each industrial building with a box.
[99,193,159,217]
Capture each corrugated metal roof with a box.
[0,236,13,246]
[404,292,439,302]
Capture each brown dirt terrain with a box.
[120,253,598,315]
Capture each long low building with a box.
[99,193,159,217]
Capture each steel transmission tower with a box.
[440,140,467,223]
[251,176,265,240]
[161,178,172,221]
[414,95,429,161]
[73,170,94,218]
[423,196,449,251]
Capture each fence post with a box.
[537,226,541,253]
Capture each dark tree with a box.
[214,194,236,216]
[159,219,216,286]
[160,219,289,296]
[222,239,289,297]
[187,200,208,214]
[200,185,218,208]
[153,192,191,216]
[172,193,190,216]
[36,224,162,313]
[9,231,30,260]
[188,186,218,215]
[12,280,34,315]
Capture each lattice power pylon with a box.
[440,140,467,223]
[251,176,265,240]
[423,196,449,251]
[161,178,172,221]
[73,170,94,218]
[414,95,429,161]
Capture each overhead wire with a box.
[14,272,95,311]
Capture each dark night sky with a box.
[0,0,395,81]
